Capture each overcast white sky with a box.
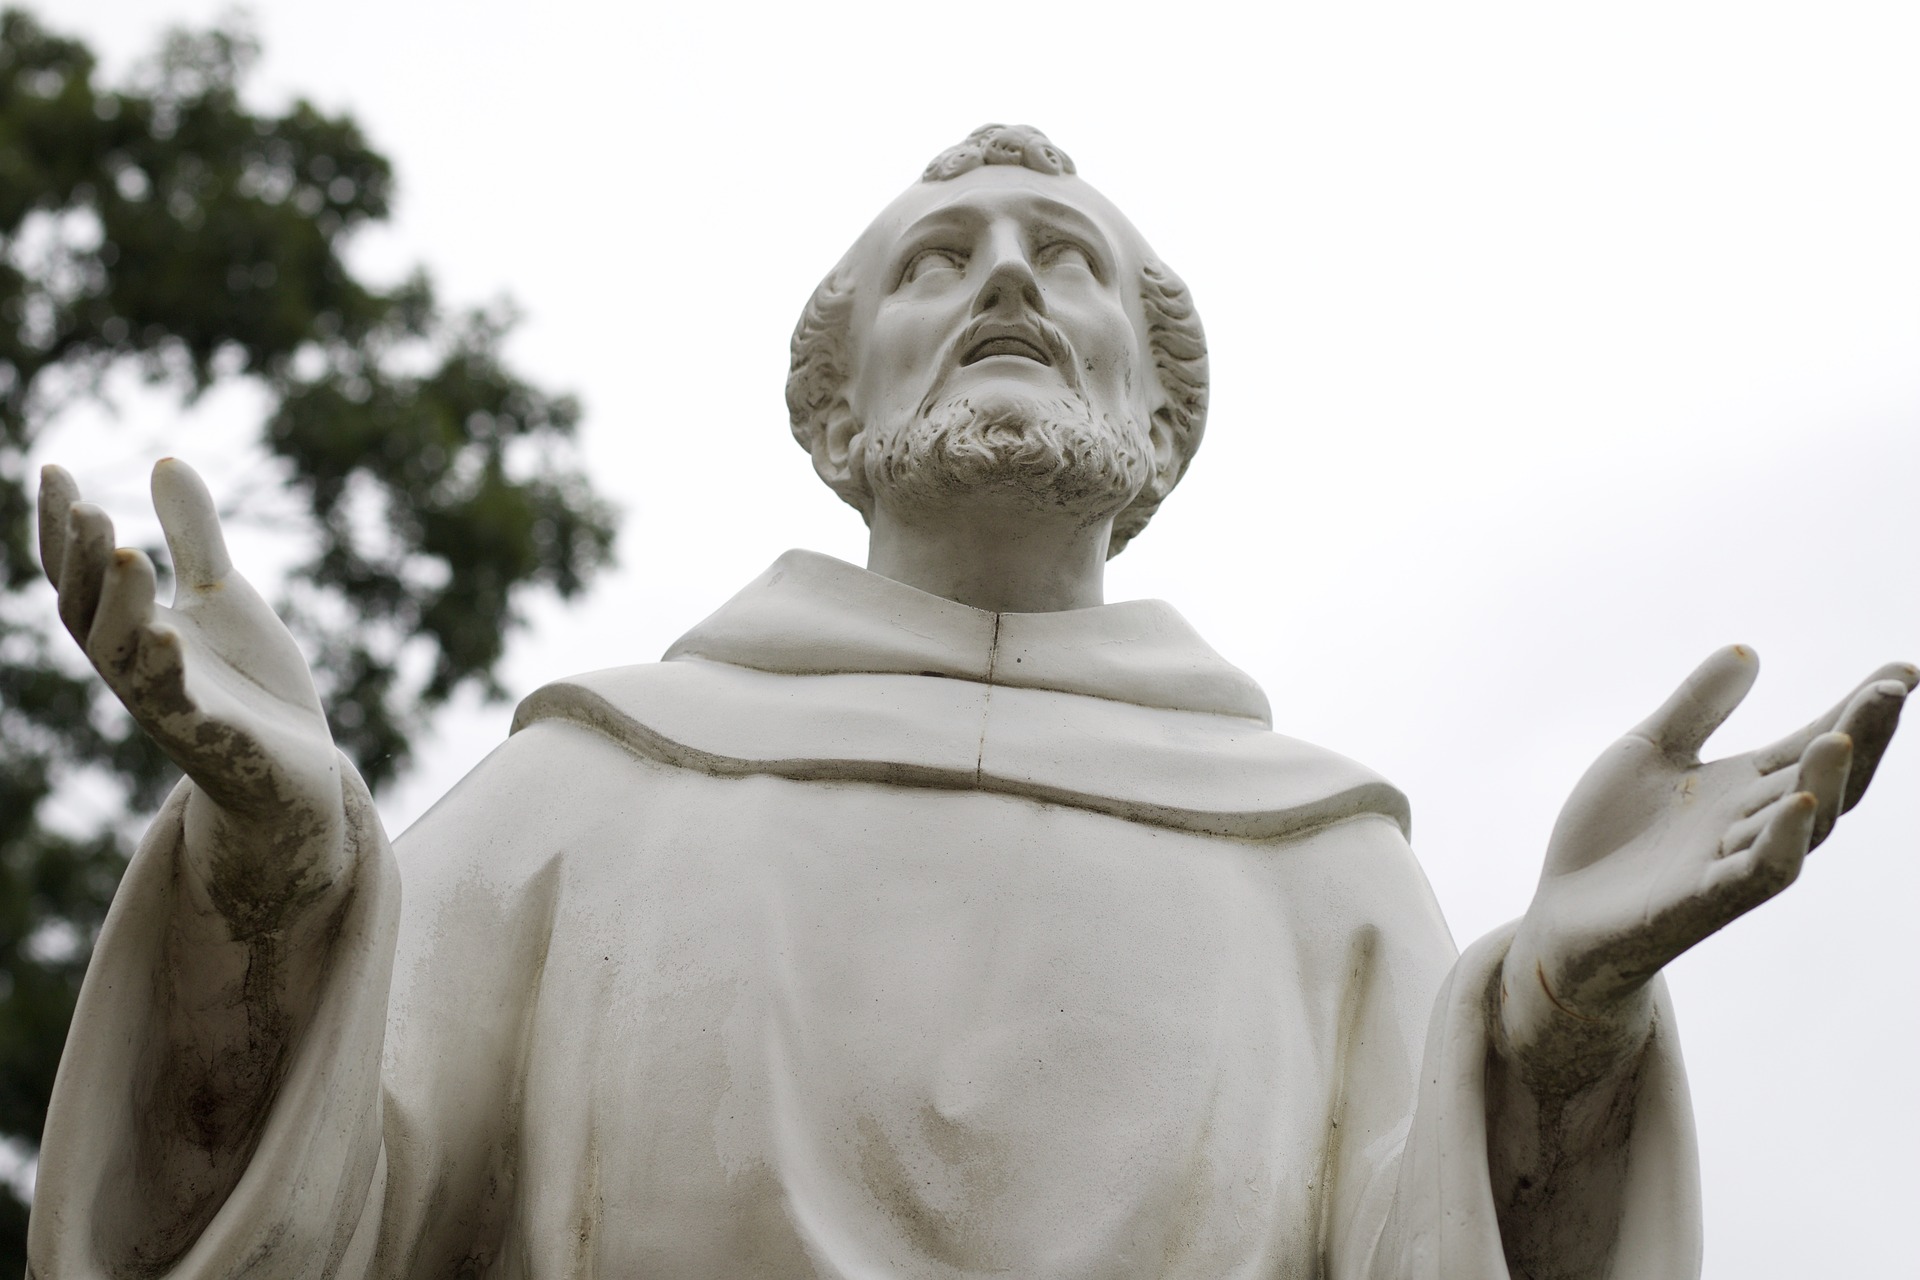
[37,2,1920,1274]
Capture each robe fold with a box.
[29,550,1702,1278]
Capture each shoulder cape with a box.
[513,550,1410,843]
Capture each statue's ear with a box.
[1144,408,1175,487]
[1145,405,1180,498]
[809,399,872,512]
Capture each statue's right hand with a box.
[39,459,347,924]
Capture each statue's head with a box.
[787,125,1208,558]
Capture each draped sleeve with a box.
[27,769,399,1280]
[1353,924,1704,1279]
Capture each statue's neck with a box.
[865,502,1111,614]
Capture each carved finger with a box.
[1711,791,1816,905]
[1833,677,1910,812]
[151,457,234,592]
[1735,768,1791,819]
[88,548,159,681]
[56,503,115,645]
[1755,662,1918,774]
[1795,731,1852,849]
[1719,800,1776,858]
[1633,644,1759,760]
[37,465,81,589]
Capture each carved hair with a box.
[920,122,1077,180]
[786,125,1209,558]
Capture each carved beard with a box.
[861,385,1151,523]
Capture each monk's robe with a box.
[30,550,1702,1279]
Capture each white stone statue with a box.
[26,125,1913,1279]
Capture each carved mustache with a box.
[916,311,1084,420]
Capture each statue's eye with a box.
[1038,241,1094,273]
[901,247,965,284]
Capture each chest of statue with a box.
[461,767,1390,1278]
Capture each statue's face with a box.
[844,165,1153,434]
[840,165,1160,521]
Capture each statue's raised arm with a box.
[35,459,381,1270]
[1482,647,1911,1273]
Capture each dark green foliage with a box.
[0,8,616,1263]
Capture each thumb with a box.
[151,458,235,589]
[1632,644,1760,760]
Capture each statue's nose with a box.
[971,252,1046,318]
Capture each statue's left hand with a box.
[1501,645,1914,1088]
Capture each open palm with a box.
[1512,645,1912,1029]
[39,460,342,902]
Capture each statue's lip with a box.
[960,327,1053,367]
